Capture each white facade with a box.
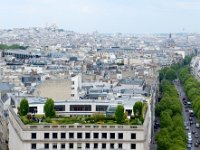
[8,106,151,150]
[71,74,82,99]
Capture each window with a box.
[102,133,107,139]
[44,143,49,149]
[118,133,123,139]
[69,133,74,138]
[110,133,115,139]
[118,143,123,149]
[54,105,65,111]
[61,143,65,149]
[77,133,82,138]
[53,133,57,139]
[131,133,136,139]
[110,143,114,149]
[96,105,108,111]
[29,107,37,113]
[85,133,90,139]
[31,143,36,149]
[126,109,132,116]
[77,143,82,149]
[94,133,99,139]
[102,143,106,149]
[69,143,74,149]
[85,143,90,149]
[31,133,36,139]
[94,143,98,149]
[70,105,91,111]
[61,133,66,139]
[44,133,49,139]
[71,94,75,97]
[52,143,57,149]
[131,144,136,149]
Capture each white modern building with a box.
[8,98,151,150]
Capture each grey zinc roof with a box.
[119,78,145,85]
[0,83,14,91]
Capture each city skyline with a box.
[1,0,200,34]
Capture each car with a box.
[195,133,199,138]
[185,109,189,112]
[154,122,160,129]
[188,132,191,136]
[187,143,192,148]
[190,121,193,125]
[195,142,199,147]
[196,123,200,128]
[189,117,192,121]
[188,138,192,144]
[187,102,191,105]
[188,133,192,139]
[192,130,196,134]
[185,126,189,130]
[188,136,192,140]
[196,139,200,144]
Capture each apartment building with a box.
[33,74,82,100]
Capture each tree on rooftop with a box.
[19,97,29,116]
[115,105,125,124]
[133,102,143,118]
[44,98,56,118]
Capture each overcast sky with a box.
[0,0,200,33]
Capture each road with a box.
[175,80,200,150]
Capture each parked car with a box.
[192,130,196,134]
[188,139,192,144]
[195,133,199,138]
[188,132,192,138]
[188,143,192,148]
[190,121,193,125]
[195,142,199,147]
[189,117,192,121]
[196,139,200,144]
[196,123,200,128]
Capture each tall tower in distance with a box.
[169,33,172,39]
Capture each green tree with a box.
[170,102,182,115]
[160,111,173,128]
[44,98,56,118]
[115,105,125,124]
[169,144,185,150]
[156,128,172,150]
[183,56,192,65]
[165,68,177,81]
[19,97,29,116]
[133,102,143,117]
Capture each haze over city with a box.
[1,0,200,33]
[1,0,200,150]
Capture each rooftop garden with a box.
[18,98,147,125]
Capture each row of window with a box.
[31,143,136,149]
[30,105,109,113]
[32,132,136,140]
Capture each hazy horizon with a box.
[1,0,200,34]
